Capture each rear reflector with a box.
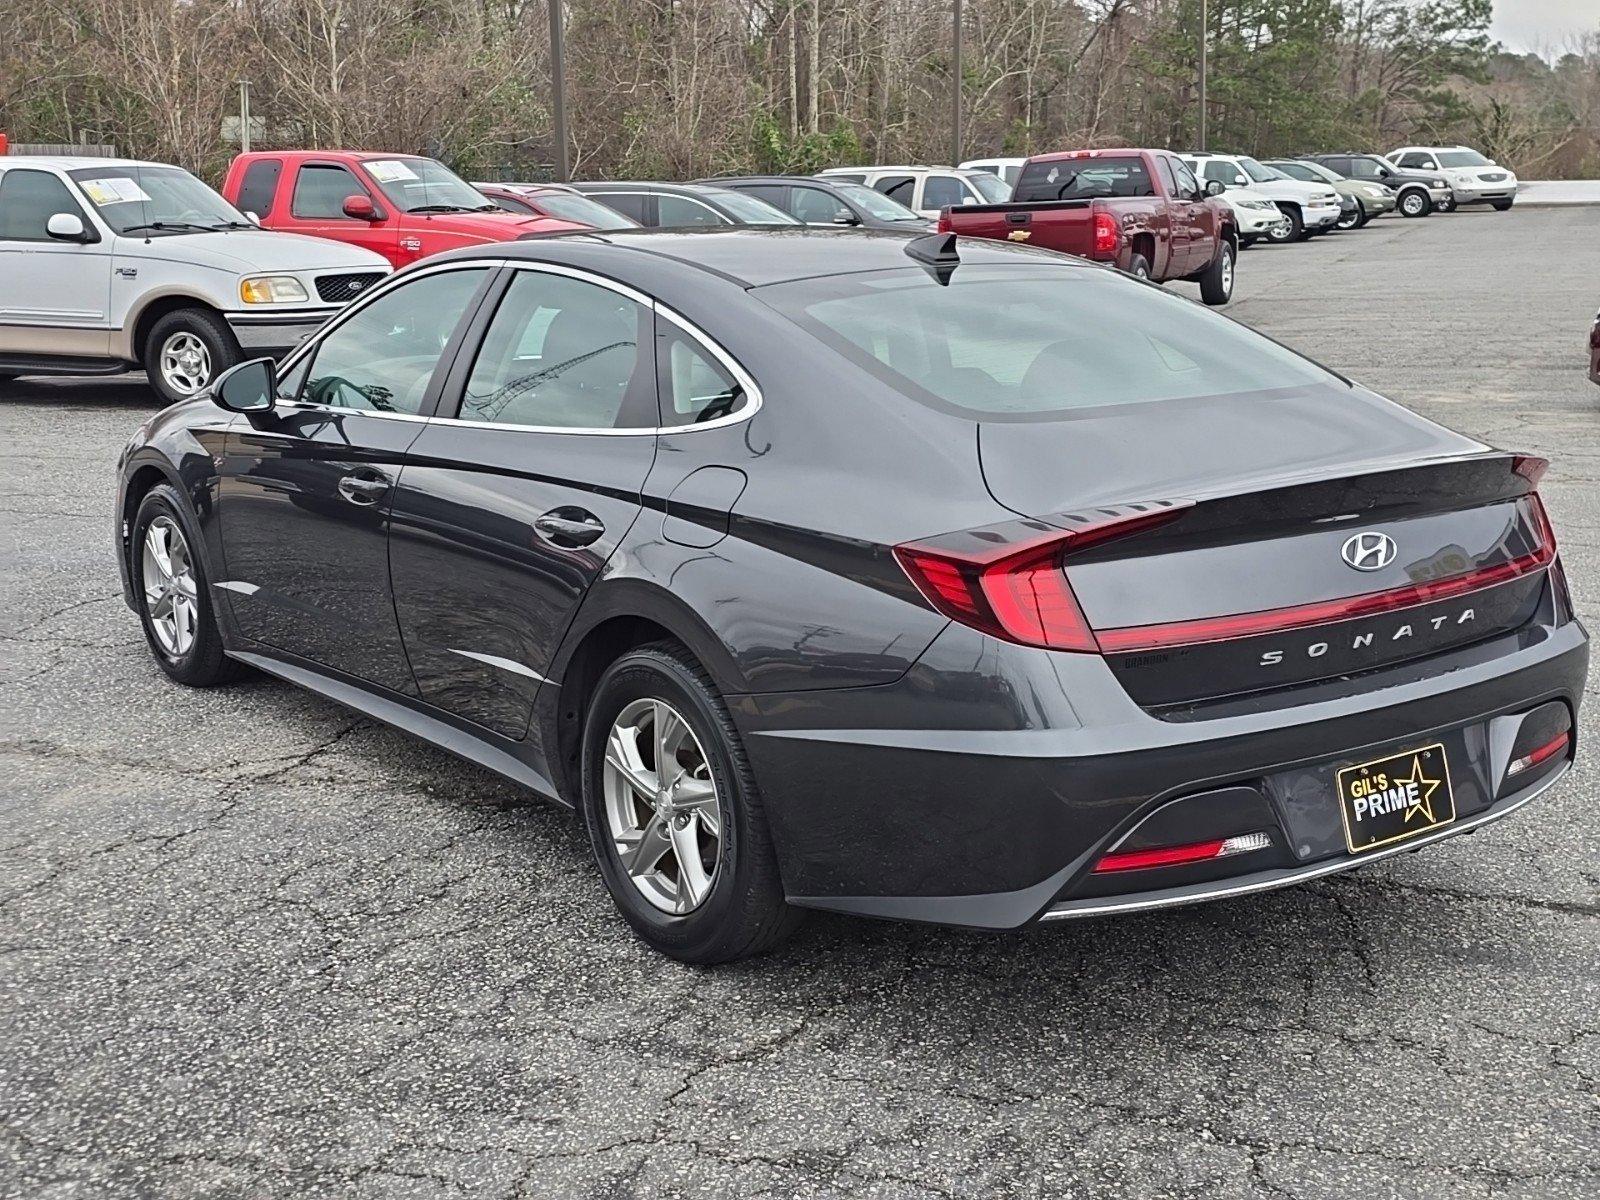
[895,504,1191,651]
[1098,494,1557,654]
[1507,731,1569,778]
[1093,831,1272,874]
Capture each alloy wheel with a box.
[602,697,722,914]
[141,516,199,657]
[159,331,212,396]
[1220,248,1234,296]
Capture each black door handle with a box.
[337,470,390,506]
[534,509,605,548]
[1004,211,1031,226]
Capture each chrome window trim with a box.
[270,255,763,436]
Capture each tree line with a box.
[1,0,1596,183]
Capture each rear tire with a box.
[581,643,802,964]
[1125,254,1151,280]
[144,308,241,406]
[1398,189,1431,218]
[1267,207,1302,243]
[1198,241,1235,306]
[131,484,244,687]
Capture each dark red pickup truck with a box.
[937,148,1238,305]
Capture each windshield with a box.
[760,265,1338,420]
[1438,149,1493,168]
[1238,157,1279,183]
[969,172,1012,202]
[834,182,923,222]
[533,191,639,229]
[364,158,495,213]
[698,188,801,224]
[68,165,250,234]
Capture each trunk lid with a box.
[978,387,1553,708]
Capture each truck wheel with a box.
[1398,189,1431,218]
[1267,207,1302,243]
[1125,254,1151,280]
[144,308,242,405]
[1198,242,1235,306]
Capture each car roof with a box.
[433,226,1089,289]
[697,175,846,187]
[820,165,965,174]
[573,181,729,195]
[0,156,173,172]
[1028,147,1156,164]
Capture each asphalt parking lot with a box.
[4,208,1599,1199]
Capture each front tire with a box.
[1399,189,1431,218]
[581,643,802,963]
[1267,206,1302,243]
[131,484,243,686]
[1198,241,1235,306]
[144,308,241,405]
[1492,199,1514,211]
[1336,203,1364,230]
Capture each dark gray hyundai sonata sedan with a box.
[115,228,1587,962]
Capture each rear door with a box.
[0,167,113,359]
[387,264,659,739]
[217,264,495,691]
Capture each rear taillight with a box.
[1507,731,1569,778]
[1092,211,1119,255]
[893,504,1190,651]
[1092,831,1272,874]
[936,210,953,233]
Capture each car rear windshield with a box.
[1014,157,1155,201]
[534,191,639,229]
[759,265,1341,421]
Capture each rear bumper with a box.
[736,611,1587,931]
[224,309,339,357]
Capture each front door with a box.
[0,167,113,359]
[217,265,494,691]
[389,264,660,739]
[280,161,398,265]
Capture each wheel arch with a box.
[122,291,230,362]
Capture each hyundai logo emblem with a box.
[1341,531,1397,572]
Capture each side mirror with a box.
[1205,178,1225,196]
[342,194,380,221]
[831,209,860,226]
[213,357,276,413]
[46,213,89,242]
[243,211,262,226]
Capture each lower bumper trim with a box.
[1040,761,1566,921]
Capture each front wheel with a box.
[1491,199,1514,211]
[1398,189,1431,218]
[1336,203,1364,230]
[144,308,241,405]
[1198,241,1235,306]
[581,643,802,963]
[1267,207,1302,243]
[1438,194,1458,212]
[131,484,244,686]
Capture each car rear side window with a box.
[292,164,368,219]
[657,194,727,227]
[761,266,1337,421]
[874,175,915,205]
[656,321,749,427]
[296,268,489,414]
[1014,157,1156,201]
[922,175,967,210]
[0,169,89,241]
[236,159,281,218]
[457,269,652,429]
[789,186,848,224]
[1345,157,1384,180]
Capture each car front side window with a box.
[292,164,370,220]
[0,169,92,242]
[295,268,490,414]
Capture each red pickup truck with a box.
[937,148,1238,305]
[221,151,587,269]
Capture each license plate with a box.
[1336,742,1456,854]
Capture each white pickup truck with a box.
[0,156,389,402]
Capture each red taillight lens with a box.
[936,210,953,233]
[1093,211,1119,255]
[894,504,1190,651]
[1093,831,1272,874]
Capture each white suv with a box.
[958,157,1027,189]
[0,156,390,402]
[1386,146,1518,211]
[1180,153,1343,242]
[816,165,1012,218]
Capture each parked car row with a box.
[0,138,1521,401]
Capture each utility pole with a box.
[549,0,569,182]
[1197,0,1208,151]
[238,81,251,154]
[951,0,963,165]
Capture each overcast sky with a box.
[1491,0,1599,54]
